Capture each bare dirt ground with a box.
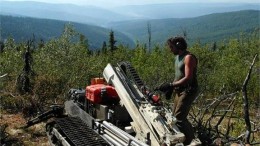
[0,111,49,146]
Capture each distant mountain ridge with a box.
[1,1,259,26]
[108,10,260,45]
[0,10,259,48]
[0,15,135,49]
[0,1,133,26]
[113,3,260,19]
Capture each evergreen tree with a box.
[17,40,35,94]
[109,30,117,52]
[79,33,90,54]
[102,41,107,54]
[0,41,4,53]
[147,22,151,52]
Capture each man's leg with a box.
[173,91,196,145]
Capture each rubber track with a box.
[119,61,145,89]
[55,117,109,146]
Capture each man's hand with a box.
[155,82,173,92]
[155,82,174,100]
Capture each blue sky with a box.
[2,0,260,8]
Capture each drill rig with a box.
[25,61,185,146]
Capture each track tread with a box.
[55,117,109,146]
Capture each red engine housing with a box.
[86,84,119,104]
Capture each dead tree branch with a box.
[225,106,235,139]
[242,54,258,144]
[204,92,238,128]
[214,97,236,136]
[0,73,8,78]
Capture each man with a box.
[157,36,200,145]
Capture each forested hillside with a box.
[109,10,259,45]
[0,15,135,49]
[1,10,259,49]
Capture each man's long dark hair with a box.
[167,36,187,50]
